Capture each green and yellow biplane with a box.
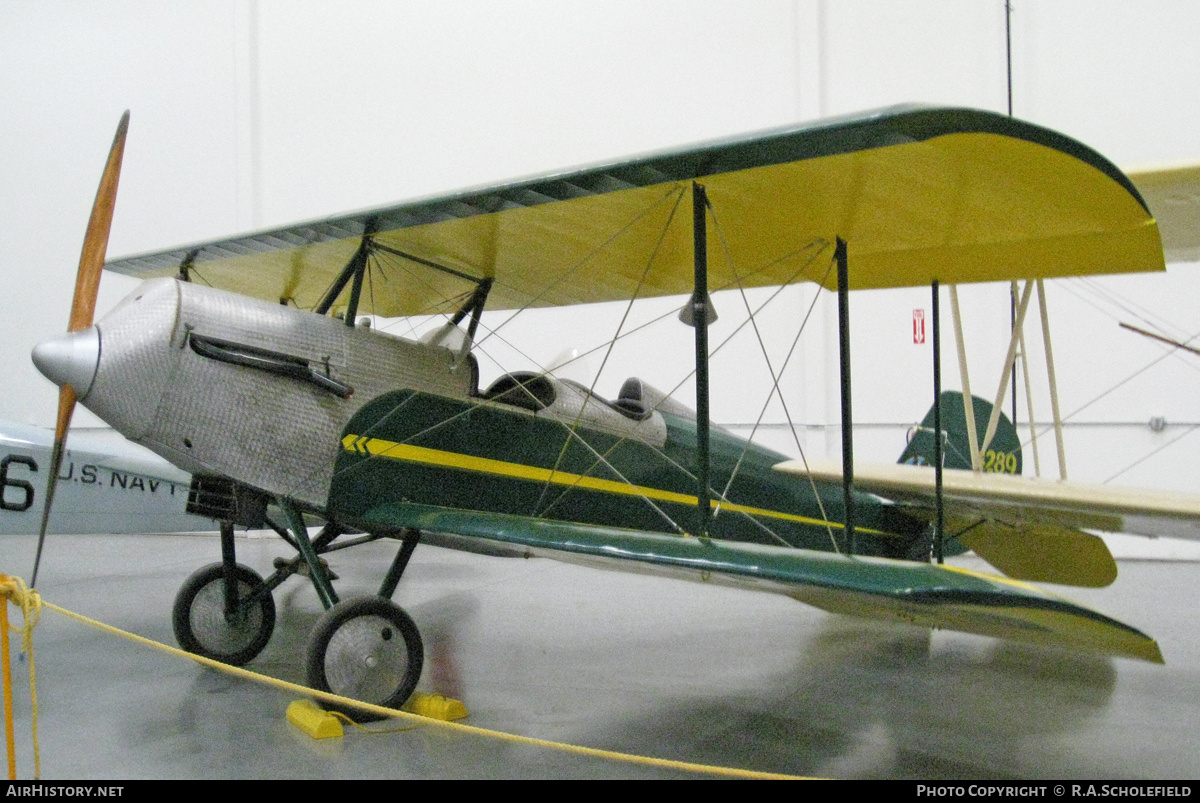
[30,104,1200,719]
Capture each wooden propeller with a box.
[31,111,129,587]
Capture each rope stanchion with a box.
[27,588,814,780]
[0,574,42,780]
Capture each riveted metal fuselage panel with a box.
[85,279,182,442]
[88,278,474,509]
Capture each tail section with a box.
[892,393,1115,587]
[898,391,1022,475]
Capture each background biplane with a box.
[27,104,1200,717]
[0,418,205,536]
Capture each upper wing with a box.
[1128,163,1200,263]
[776,458,1200,587]
[359,500,1162,665]
[105,105,1162,317]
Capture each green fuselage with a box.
[329,389,924,558]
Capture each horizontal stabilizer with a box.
[955,522,1116,588]
[779,458,1200,542]
[775,458,1200,588]
[360,502,1162,664]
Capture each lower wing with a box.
[359,501,1162,664]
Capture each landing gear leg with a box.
[279,498,339,609]
[219,520,239,619]
[379,528,421,599]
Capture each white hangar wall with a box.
[2,1,1199,491]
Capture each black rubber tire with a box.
[305,596,424,722]
[172,562,276,666]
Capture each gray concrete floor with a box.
[3,531,1199,780]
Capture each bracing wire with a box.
[329,242,832,544]
[1104,423,1200,484]
[705,203,840,551]
[311,186,845,545]
[472,185,687,352]
[185,266,216,289]
[539,240,835,546]
[532,188,687,518]
[1013,276,1200,483]
[323,189,697,535]
[1073,275,1190,342]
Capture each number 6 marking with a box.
[1,454,38,512]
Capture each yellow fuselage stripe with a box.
[342,434,885,534]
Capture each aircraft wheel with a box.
[172,562,276,666]
[305,596,424,722]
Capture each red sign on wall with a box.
[913,309,925,344]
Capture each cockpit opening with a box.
[482,372,556,411]
[482,371,658,422]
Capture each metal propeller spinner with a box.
[29,110,129,587]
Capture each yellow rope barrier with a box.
[31,592,813,780]
[0,575,42,780]
[2,589,13,780]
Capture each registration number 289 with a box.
[982,449,1018,474]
